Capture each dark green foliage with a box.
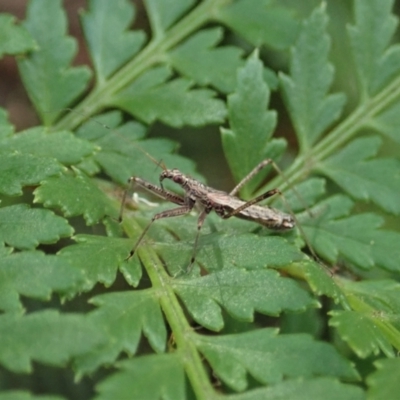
[18,0,91,125]
[0,0,400,399]
[0,14,37,58]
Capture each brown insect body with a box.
[207,191,294,230]
[159,168,295,231]
[123,160,297,269]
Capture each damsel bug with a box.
[48,110,314,272]
[120,159,299,271]
[42,111,322,274]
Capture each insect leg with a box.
[229,159,275,196]
[127,202,194,260]
[119,176,185,222]
[223,189,280,219]
[230,159,313,219]
[187,209,209,273]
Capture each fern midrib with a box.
[122,216,217,399]
[263,74,400,197]
[52,0,232,133]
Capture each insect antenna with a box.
[134,148,167,172]
[155,158,167,172]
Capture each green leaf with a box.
[0,14,37,58]
[0,108,14,140]
[279,4,346,151]
[329,310,394,358]
[0,127,96,165]
[0,310,105,373]
[287,260,346,305]
[0,152,63,196]
[169,28,244,93]
[366,230,400,273]
[76,290,167,376]
[0,391,64,400]
[75,111,202,185]
[75,110,146,181]
[229,378,365,400]
[94,354,185,400]
[4,1,400,398]
[280,306,324,337]
[273,177,326,213]
[172,268,317,331]
[0,248,83,313]
[0,204,73,249]
[221,51,284,196]
[337,279,400,353]
[119,258,143,289]
[196,329,358,391]
[34,169,117,225]
[367,358,400,400]
[111,66,227,127]
[198,234,304,270]
[81,0,145,84]
[216,0,299,50]
[159,233,306,277]
[369,102,400,144]
[348,0,400,97]
[143,0,195,37]
[345,279,400,319]
[17,0,91,125]
[300,195,400,271]
[318,136,400,215]
[57,235,139,292]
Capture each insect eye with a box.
[173,176,183,184]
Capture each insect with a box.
[120,159,297,271]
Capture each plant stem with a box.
[122,218,217,399]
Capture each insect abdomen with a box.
[235,206,295,231]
